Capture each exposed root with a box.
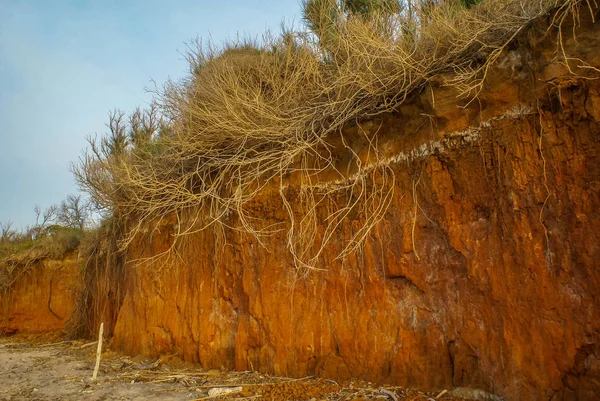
[537,108,553,266]
[411,174,422,262]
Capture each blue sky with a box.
[0,0,300,229]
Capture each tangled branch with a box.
[73,0,596,273]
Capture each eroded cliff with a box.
[101,11,600,401]
[0,253,82,335]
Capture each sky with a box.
[0,0,301,229]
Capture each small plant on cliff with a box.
[73,0,596,273]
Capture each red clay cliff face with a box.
[108,14,600,401]
[0,254,82,335]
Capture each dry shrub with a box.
[74,0,597,273]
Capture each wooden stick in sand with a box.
[92,322,104,381]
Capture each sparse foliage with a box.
[57,194,89,230]
[0,221,15,243]
[104,110,128,157]
[128,103,161,148]
[29,204,58,239]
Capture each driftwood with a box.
[92,322,104,380]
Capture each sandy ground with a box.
[0,338,193,400]
[0,335,462,401]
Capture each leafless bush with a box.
[57,194,89,230]
[0,222,15,245]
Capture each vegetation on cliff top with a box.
[0,196,88,291]
[72,0,595,272]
